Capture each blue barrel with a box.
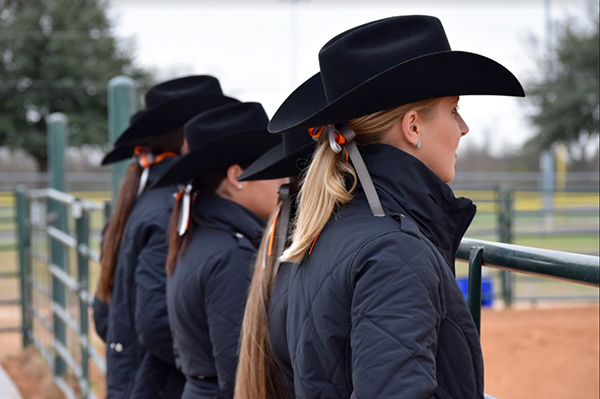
[456,276,494,307]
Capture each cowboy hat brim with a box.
[238,140,316,181]
[101,145,137,165]
[151,129,281,188]
[115,94,239,146]
[268,51,525,134]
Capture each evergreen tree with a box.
[525,0,599,162]
[0,0,153,170]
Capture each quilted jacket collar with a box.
[192,193,266,247]
[147,155,179,188]
[360,144,476,271]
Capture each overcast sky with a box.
[107,0,591,155]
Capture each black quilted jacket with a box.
[268,261,295,399]
[166,194,265,399]
[287,144,482,399]
[95,157,185,399]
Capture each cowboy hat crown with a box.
[114,75,239,147]
[151,102,282,188]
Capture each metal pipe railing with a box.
[458,238,600,287]
[458,237,599,332]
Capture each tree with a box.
[0,0,153,170]
[525,0,599,162]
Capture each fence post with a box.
[46,112,69,376]
[15,186,33,347]
[74,201,91,399]
[497,185,514,307]
[108,76,136,211]
[467,246,484,336]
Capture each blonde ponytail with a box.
[282,98,440,263]
[281,136,356,263]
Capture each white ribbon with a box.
[136,152,155,198]
[177,183,193,236]
[136,167,150,198]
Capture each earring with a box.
[415,141,421,149]
[238,183,243,189]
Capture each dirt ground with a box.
[481,303,599,399]
[1,303,598,399]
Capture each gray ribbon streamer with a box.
[339,124,386,217]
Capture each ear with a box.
[226,164,244,189]
[400,110,421,147]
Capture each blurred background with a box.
[0,1,598,398]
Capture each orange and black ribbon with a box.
[133,145,178,198]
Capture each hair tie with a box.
[308,126,325,140]
[177,183,193,236]
[133,145,178,198]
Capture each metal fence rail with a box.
[16,186,106,399]
[458,238,600,334]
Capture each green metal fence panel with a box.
[75,201,91,399]
[497,185,514,307]
[15,186,33,346]
[47,112,69,377]
[15,188,105,399]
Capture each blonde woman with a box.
[267,16,525,398]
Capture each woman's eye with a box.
[452,105,460,115]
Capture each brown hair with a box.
[96,129,184,303]
[235,178,299,399]
[282,99,440,263]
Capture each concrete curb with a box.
[0,363,22,399]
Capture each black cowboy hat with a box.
[101,110,147,165]
[238,129,315,181]
[151,102,282,188]
[114,75,239,146]
[268,15,525,134]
